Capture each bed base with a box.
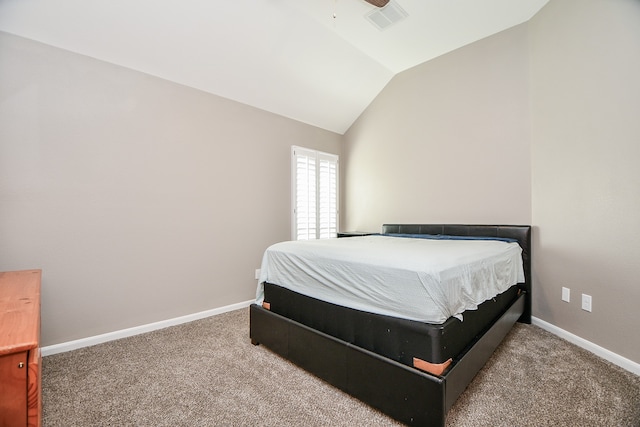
[262,281,521,368]
[250,292,525,426]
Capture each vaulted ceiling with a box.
[0,0,549,134]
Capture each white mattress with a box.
[256,235,524,324]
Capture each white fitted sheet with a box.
[256,235,525,324]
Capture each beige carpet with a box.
[42,308,640,426]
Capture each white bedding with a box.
[256,235,524,324]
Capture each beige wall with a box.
[343,24,532,232]
[529,0,640,362]
[344,0,640,364]
[0,32,341,346]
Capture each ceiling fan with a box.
[363,0,390,7]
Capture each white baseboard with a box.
[41,299,254,357]
[532,316,640,376]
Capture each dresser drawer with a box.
[0,270,42,427]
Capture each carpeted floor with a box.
[42,308,640,426]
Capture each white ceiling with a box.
[0,0,549,134]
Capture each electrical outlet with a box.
[255,269,261,280]
[562,287,570,303]
[581,294,592,312]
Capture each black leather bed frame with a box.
[250,224,531,426]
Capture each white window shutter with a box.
[318,153,338,239]
[294,148,317,240]
[292,146,338,240]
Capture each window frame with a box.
[291,146,339,240]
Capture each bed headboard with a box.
[381,224,532,324]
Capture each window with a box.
[291,146,339,240]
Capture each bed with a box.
[250,224,531,426]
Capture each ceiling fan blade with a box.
[364,0,390,7]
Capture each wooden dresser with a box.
[0,270,42,427]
